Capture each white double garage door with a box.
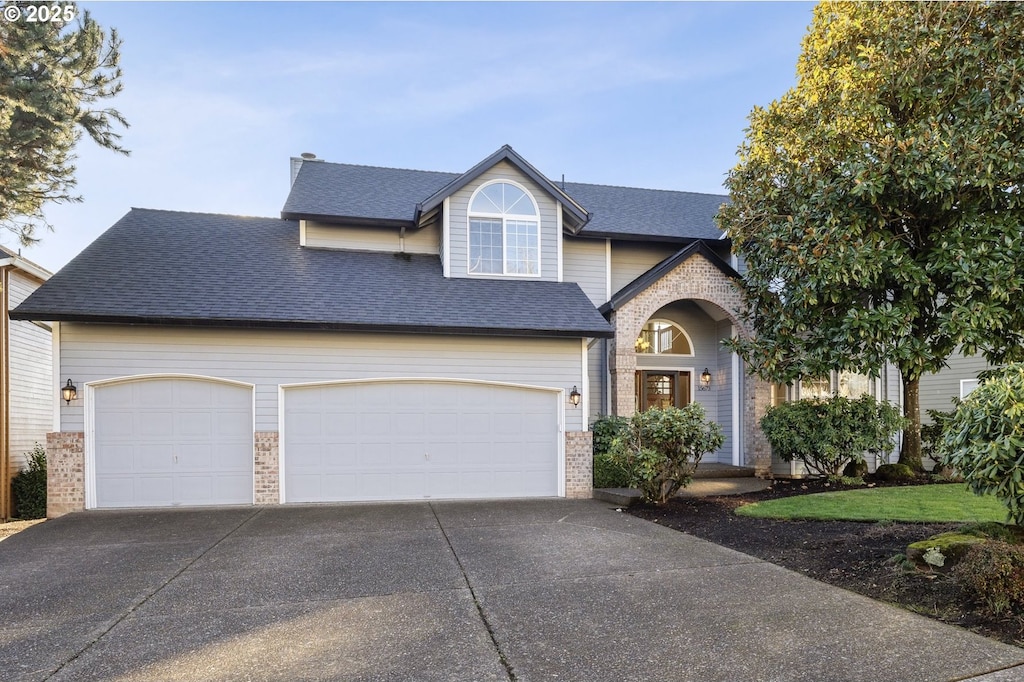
[91,377,562,508]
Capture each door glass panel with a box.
[645,373,675,410]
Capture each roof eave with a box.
[8,312,614,339]
[280,212,416,229]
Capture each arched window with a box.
[468,181,540,276]
[635,319,693,355]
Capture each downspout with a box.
[601,338,609,416]
[399,225,406,254]
[1,265,9,519]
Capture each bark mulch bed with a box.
[628,478,1024,647]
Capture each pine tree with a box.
[0,1,128,244]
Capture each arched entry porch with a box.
[600,245,772,473]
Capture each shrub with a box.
[592,415,632,488]
[954,540,1024,616]
[874,463,917,483]
[12,444,46,519]
[592,415,629,457]
[607,404,724,504]
[921,405,957,469]
[760,395,905,478]
[593,452,633,488]
[938,363,1024,525]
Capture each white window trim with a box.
[635,318,696,357]
[466,179,542,278]
[960,378,980,399]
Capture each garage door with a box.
[92,377,254,508]
[283,380,560,503]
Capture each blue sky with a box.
[25,1,815,273]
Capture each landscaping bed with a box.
[628,477,1024,647]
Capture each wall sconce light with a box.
[698,369,712,391]
[61,379,78,405]
[569,385,581,407]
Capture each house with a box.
[919,351,991,418]
[0,247,52,518]
[15,144,897,516]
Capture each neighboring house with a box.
[11,145,894,515]
[0,247,52,518]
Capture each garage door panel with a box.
[94,378,253,508]
[459,412,492,435]
[138,412,174,438]
[136,476,174,505]
[324,412,357,437]
[95,411,136,440]
[134,444,173,472]
[176,443,213,470]
[428,413,458,435]
[284,381,559,503]
[176,412,213,438]
[216,411,254,436]
[95,477,138,508]
[392,442,427,467]
[362,412,392,434]
[393,413,426,437]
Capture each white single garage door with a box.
[283,380,560,503]
[93,377,254,508]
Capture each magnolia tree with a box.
[718,2,1024,469]
[0,1,128,244]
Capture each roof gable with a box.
[599,241,739,315]
[415,145,589,231]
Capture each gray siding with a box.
[563,237,607,306]
[715,321,735,465]
[304,220,440,255]
[59,324,586,433]
[920,351,992,419]
[610,242,678,294]
[7,271,51,470]
[447,161,559,281]
[587,340,605,424]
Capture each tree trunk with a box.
[898,375,924,471]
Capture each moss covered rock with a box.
[874,463,917,482]
[906,523,1024,571]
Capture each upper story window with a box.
[635,320,693,355]
[468,181,540,276]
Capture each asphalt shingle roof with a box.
[11,209,613,338]
[282,159,728,242]
[282,162,458,223]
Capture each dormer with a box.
[417,145,589,281]
[282,146,590,282]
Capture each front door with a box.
[635,370,692,411]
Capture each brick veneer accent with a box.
[565,431,593,499]
[46,431,84,518]
[608,251,771,475]
[254,431,280,505]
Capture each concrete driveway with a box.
[1,499,1022,682]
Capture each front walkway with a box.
[0,499,1020,681]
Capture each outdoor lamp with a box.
[61,379,77,404]
[569,385,581,407]
[699,369,712,391]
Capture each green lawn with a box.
[734,484,1008,523]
